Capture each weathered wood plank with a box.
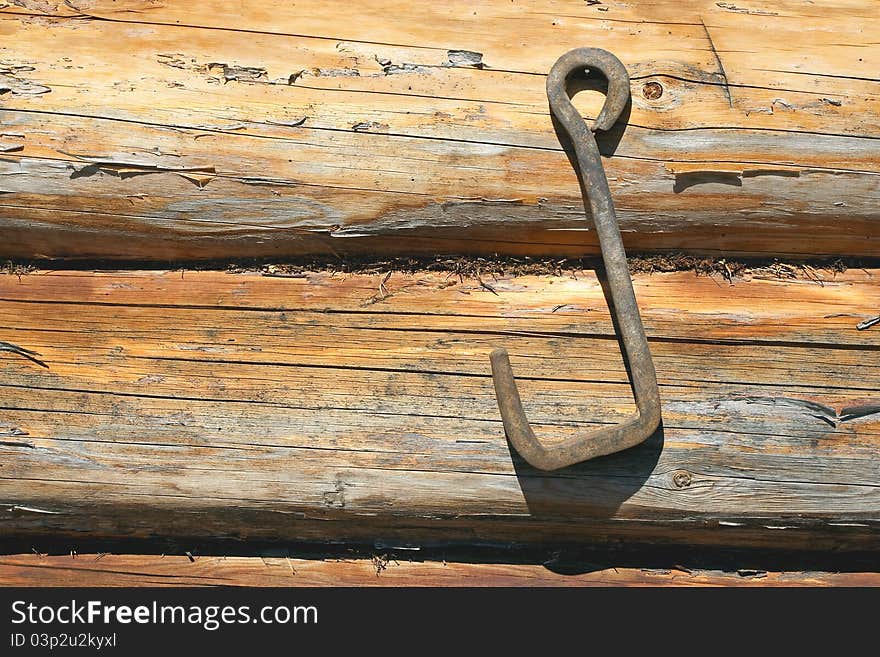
[1,554,877,587]
[0,268,877,549]
[1,1,878,259]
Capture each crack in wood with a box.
[0,340,47,368]
[700,17,733,108]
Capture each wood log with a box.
[1,267,878,550]
[2,554,878,587]
[1,1,878,260]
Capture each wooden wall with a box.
[1,0,878,259]
[2,267,877,550]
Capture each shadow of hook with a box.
[490,48,662,471]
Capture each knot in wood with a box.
[642,81,664,100]
[672,470,692,488]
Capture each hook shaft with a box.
[490,48,661,471]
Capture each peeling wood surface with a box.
[0,268,878,549]
[2,554,878,587]
[0,0,878,260]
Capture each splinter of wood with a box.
[490,48,662,470]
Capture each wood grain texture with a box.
[1,0,878,259]
[0,268,878,549]
[2,554,878,587]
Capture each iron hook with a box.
[490,48,662,471]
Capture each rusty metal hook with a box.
[490,48,661,471]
